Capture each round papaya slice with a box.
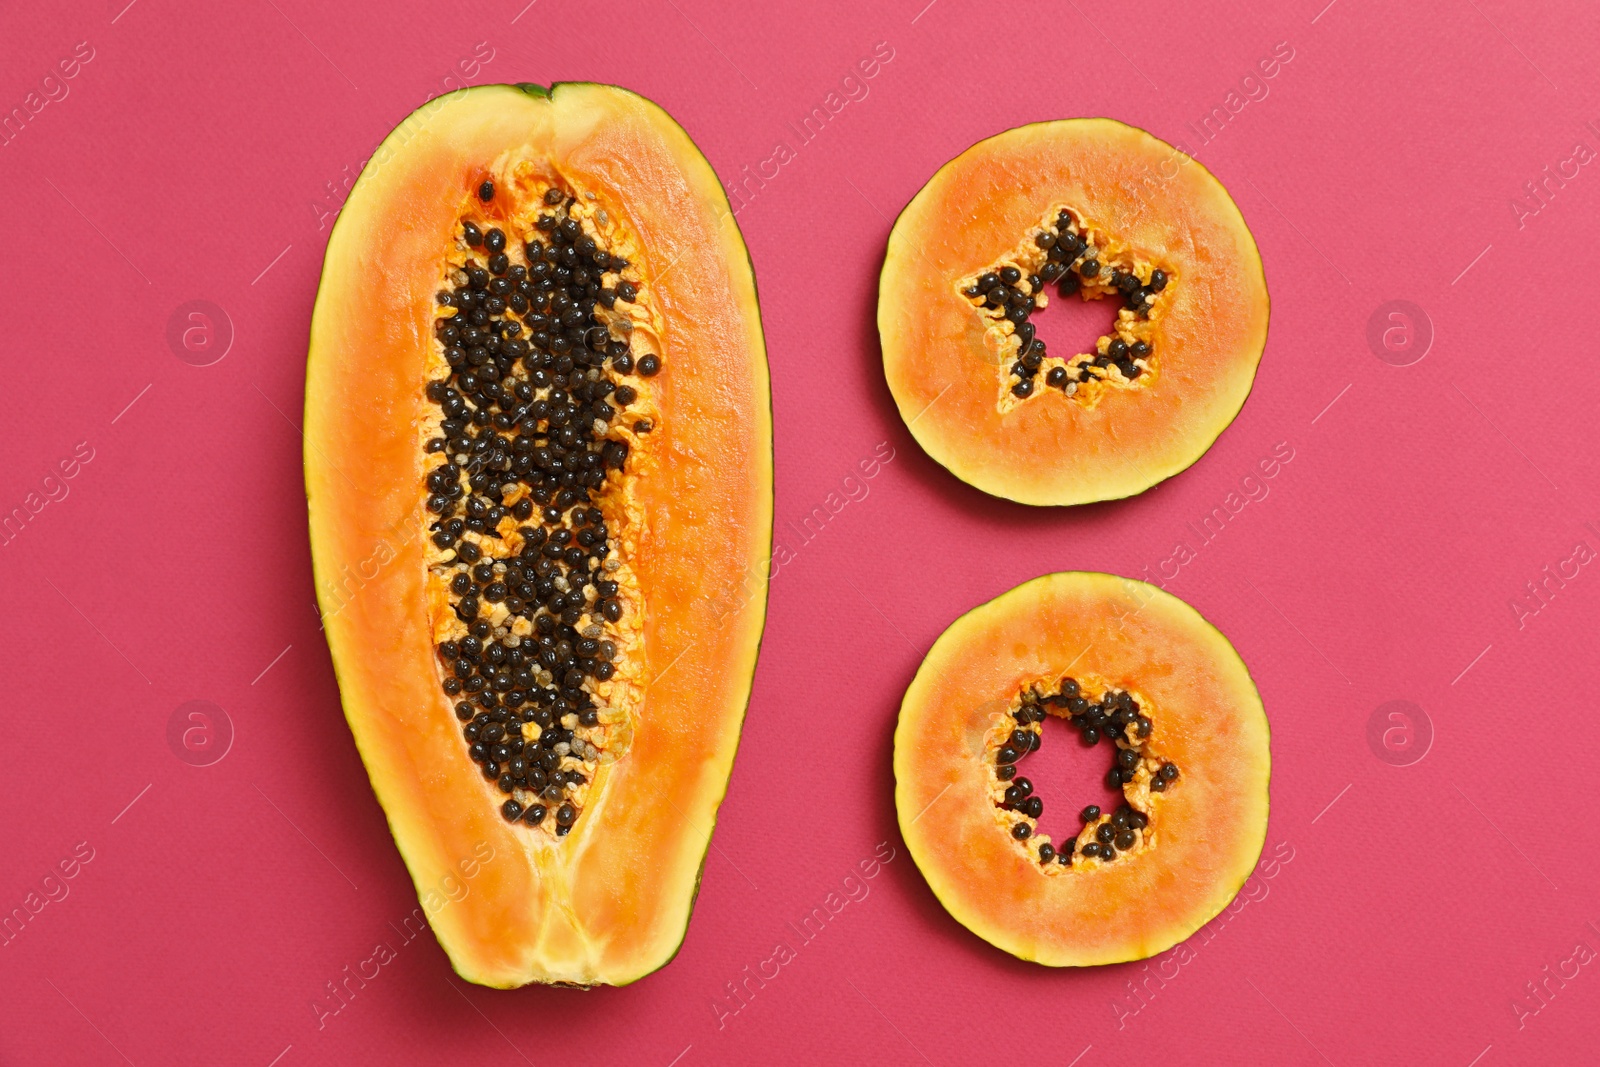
[894,572,1269,966]
[879,119,1269,505]
[305,83,771,987]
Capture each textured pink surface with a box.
[2,1,1599,1064]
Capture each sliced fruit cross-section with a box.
[894,572,1270,966]
[880,118,1270,506]
[306,82,771,988]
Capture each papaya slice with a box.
[879,119,1269,505]
[894,572,1269,966]
[305,83,771,987]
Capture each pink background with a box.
[3,0,1599,1063]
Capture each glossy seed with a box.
[428,198,679,822]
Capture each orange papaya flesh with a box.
[880,118,1269,505]
[306,82,771,987]
[895,572,1270,966]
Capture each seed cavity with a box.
[424,176,662,837]
[988,676,1176,870]
[961,208,1170,406]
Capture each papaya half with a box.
[305,83,771,987]
[879,118,1269,505]
[894,572,1270,966]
